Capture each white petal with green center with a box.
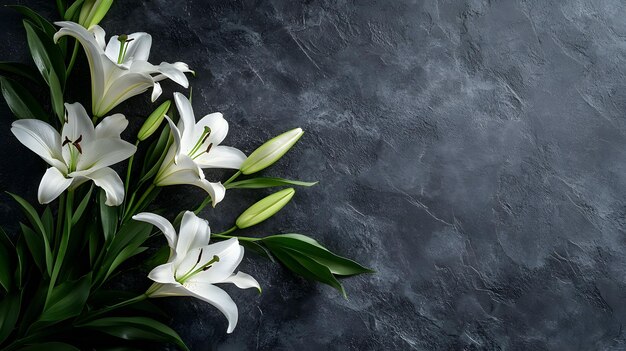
[38,167,74,204]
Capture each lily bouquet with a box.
[0,2,371,350]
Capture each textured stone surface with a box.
[2,0,626,350]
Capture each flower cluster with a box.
[0,2,371,349]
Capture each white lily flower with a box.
[133,211,260,333]
[154,92,246,207]
[53,21,193,117]
[11,103,136,205]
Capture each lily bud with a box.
[79,0,114,28]
[137,100,171,141]
[239,128,303,175]
[236,188,295,229]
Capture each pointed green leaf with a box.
[99,189,118,242]
[270,246,346,297]
[64,0,85,21]
[225,177,318,189]
[9,6,58,39]
[0,227,14,292]
[40,274,91,322]
[72,185,94,225]
[0,77,49,121]
[23,20,66,122]
[0,292,20,344]
[78,316,189,351]
[263,234,374,276]
[8,192,53,276]
[0,61,44,85]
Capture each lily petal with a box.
[148,262,178,285]
[183,282,239,333]
[38,167,73,204]
[163,117,182,162]
[54,22,116,114]
[11,119,66,171]
[83,167,125,206]
[96,72,154,116]
[151,81,163,102]
[194,145,247,169]
[189,240,242,283]
[155,154,225,206]
[193,112,229,149]
[95,113,128,139]
[176,211,211,258]
[105,32,152,65]
[133,212,178,250]
[146,282,188,298]
[222,272,261,291]
[75,138,136,173]
[90,25,107,50]
[155,62,189,87]
[173,93,196,151]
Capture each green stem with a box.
[213,226,237,236]
[77,294,147,324]
[124,183,156,222]
[46,190,74,305]
[224,171,241,186]
[123,140,141,215]
[54,193,66,249]
[212,233,259,242]
[65,41,80,77]
[193,196,212,214]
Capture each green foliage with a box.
[77,317,189,351]
[23,20,66,123]
[0,77,49,121]
[225,177,318,189]
[262,234,374,297]
[39,274,91,322]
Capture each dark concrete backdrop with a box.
[2,0,626,350]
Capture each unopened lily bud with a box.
[240,128,303,175]
[79,0,114,28]
[137,100,171,141]
[236,188,295,229]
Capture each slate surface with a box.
[2,0,626,350]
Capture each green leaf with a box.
[0,292,20,344]
[0,77,49,121]
[103,246,148,282]
[139,124,172,184]
[270,246,346,297]
[9,6,58,39]
[39,274,91,322]
[263,234,374,276]
[8,192,53,276]
[20,342,80,351]
[99,189,118,242]
[23,20,66,123]
[95,221,151,287]
[78,316,189,351]
[20,223,47,274]
[41,206,54,242]
[0,227,14,292]
[72,185,94,225]
[226,177,318,189]
[64,0,85,21]
[0,61,44,85]
[15,237,28,288]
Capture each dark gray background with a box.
[2,0,626,350]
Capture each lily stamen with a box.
[116,35,135,64]
[188,126,212,158]
[178,254,220,284]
